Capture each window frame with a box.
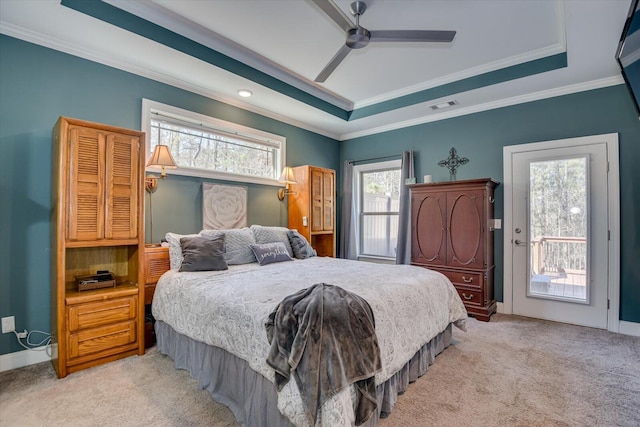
[141,99,286,186]
[353,159,402,261]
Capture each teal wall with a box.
[342,85,640,323]
[2,32,639,358]
[0,35,339,355]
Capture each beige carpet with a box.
[1,314,638,427]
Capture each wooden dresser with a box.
[287,165,336,257]
[410,178,499,321]
[51,117,145,377]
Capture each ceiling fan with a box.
[311,0,456,83]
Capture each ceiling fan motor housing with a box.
[347,26,371,49]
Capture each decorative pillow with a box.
[200,227,256,265]
[179,235,228,272]
[250,242,293,266]
[165,232,200,270]
[287,230,317,259]
[250,225,294,258]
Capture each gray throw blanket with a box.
[265,283,382,426]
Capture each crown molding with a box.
[103,0,353,111]
[339,76,624,140]
[0,21,341,140]
[354,44,566,109]
[354,0,568,109]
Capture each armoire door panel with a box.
[412,192,446,265]
[322,172,334,231]
[447,190,484,269]
[105,134,139,240]
[311,170,323,232]
[67,127,106,241]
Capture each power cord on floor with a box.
[13,329,52,357]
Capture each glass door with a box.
[527,156,589,303]
[510,142,609,329]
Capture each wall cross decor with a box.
[438,147,469,181]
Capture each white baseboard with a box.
[493,302,639,336]
[619,320,640,337]
[0,346,51,373]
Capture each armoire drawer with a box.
[440,270,484,289]
[67,320,136,359]
[454,285,483,306]
[67,295,138,332]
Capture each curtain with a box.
[395,151,414,264]
[339,160,357,259]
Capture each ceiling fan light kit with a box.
[312,0,456,82]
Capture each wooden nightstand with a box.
[143,245,170,348]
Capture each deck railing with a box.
[531,236,587,275]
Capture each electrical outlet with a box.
[1,316,15,334]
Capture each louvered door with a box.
[105,134,139,240]
[322,171,334,231]
[67,127,139,242]
[311,169,324,232]
[67,127,106,241]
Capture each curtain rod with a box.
[348,153,403,165]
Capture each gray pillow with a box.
[200,227,257,265]
[287,230,317,259]
[166,232,199,270]
[250,242,293,266]
[179,235,228,272]
[250,225,294,257]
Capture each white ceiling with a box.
[0,0,632,140]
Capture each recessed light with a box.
[430,100,458,110]
[238,89,253,98]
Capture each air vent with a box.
[430,100,458,110]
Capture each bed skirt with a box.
[155,320,453,427]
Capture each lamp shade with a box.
[278,167,297,184]
[147,145,177,177]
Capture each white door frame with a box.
[503,133,620,332]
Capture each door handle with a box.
[514,239,527,246]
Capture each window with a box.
[142,99,285,185]
[354,160,402,260]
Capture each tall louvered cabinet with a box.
[51,117,145,378]
[288,165,336,257]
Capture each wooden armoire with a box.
[287,165,336,257]
[410,178,499,321]
[51,117,145,377]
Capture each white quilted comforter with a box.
[152,257,467,426]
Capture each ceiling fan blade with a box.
[370,30,456,43]
[309,0,354,33]
[315,44,352,83]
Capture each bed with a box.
[151,226,468,427]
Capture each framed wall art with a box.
[202,183,247,229]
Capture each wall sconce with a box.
[277,166,297,201]
[145,145,178,244]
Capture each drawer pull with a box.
[462,293,474,300]
[462,276,473,283]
